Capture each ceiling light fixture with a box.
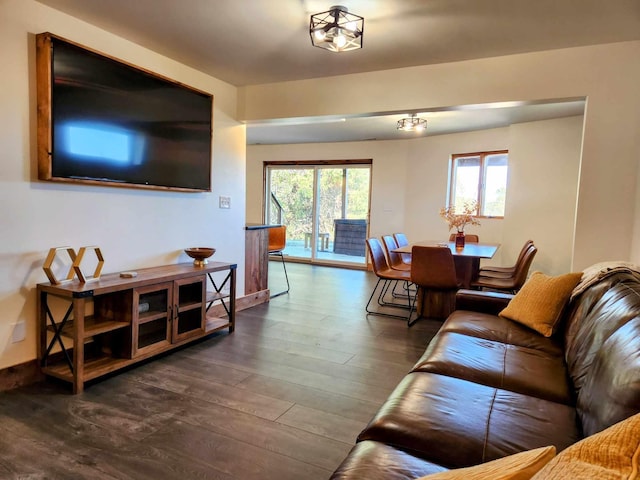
[397,114,427,132]
[310,5,364,53]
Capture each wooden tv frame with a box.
[35,32,213,193]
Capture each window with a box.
[449,150,508,217]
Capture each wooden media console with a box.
[37,262,236,393]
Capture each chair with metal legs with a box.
[478,240,534,278]
[268,225,290,298]
[471,243,537,294]
[365,238,412,319]
[382,235,411,271]
[408,245,460,326]
[393,233,412,266]
[383,234,415,298]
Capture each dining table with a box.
[393,240,500,288]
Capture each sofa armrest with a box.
[455,289,514,315]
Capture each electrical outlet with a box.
[11,322,26,343]
[219,196,231,209]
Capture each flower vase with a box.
[455,231,465,249]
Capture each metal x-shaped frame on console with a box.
[206,271,231,316]
[41,295,74,373]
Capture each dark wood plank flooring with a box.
[0,263,442,479]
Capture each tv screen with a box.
[37,33,213,192]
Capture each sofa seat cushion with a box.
[441,310,564,357]
[411,332,573,405]
[329,440,448,480]
[358,372,579,469]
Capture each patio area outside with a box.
[281,237,367,265]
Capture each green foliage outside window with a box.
[268,166,370,241]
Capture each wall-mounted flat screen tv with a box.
[36,33,213,192]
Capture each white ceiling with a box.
[35,0,638,143]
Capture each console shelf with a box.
[38,262,236,393]
[47,316,130,338]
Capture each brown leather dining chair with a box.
[392,233,412,265]
[268,226,289,298]
[365,238,412,319]
[470,243,537,294]
[478,240,534,278]
[381,235,410,271]
[408,246,460,326]
[448,233,480,242]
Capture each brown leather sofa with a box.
[331,269,640,479]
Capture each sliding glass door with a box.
[265,162,371,267]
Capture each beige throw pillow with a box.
[499,271,583,337]
[416,446,556,480]
[531,413,640,480]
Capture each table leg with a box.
[453,257,480,289]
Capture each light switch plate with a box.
[219,196,231,209]
[11,322,26,343]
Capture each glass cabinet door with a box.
[132,282,173,357]
[173,276,206,342]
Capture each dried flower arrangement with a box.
[440,201,481,233]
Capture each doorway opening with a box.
[265,160,371,267]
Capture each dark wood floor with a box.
[0,262,442,479]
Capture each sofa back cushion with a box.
[499,271,582,337]
[563,271,640,436]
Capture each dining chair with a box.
[365,238,412,319]
[478,240,534,278]
[408,246,460,326]
[448,233,480,242]
[393,233,412,265]
[381,235,411,271]
[268,226,290,298]
[470,243,537,294]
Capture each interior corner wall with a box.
[0,0,246,370]
[239,40,640,270]
[504,116,583,275]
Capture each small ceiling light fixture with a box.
[397,114,427,132]
[310,5,364,52]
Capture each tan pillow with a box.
[416,446,556,480]
[499,271,583,337]
[531,413,640,480]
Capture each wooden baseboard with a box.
[2,291,271,392]
[276,256,368,271]
[0,359,44,392]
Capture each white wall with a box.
[0,0,246,369]
[505,116,583,275]
[239,41,640,269]
[247,116,583,277]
